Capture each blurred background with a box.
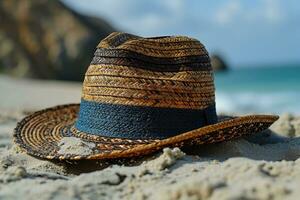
[0,0,299,114]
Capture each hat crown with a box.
[82,32,215,109]
[75,32,217,139]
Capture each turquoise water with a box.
[214,65,300,114]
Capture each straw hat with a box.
[14,32,278,160]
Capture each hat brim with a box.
[14,104,278,160]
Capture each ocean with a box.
[214,65,300,115]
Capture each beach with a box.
[1,75,300,200]
[215,65,300,115]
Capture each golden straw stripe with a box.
[85,71,213,84]
[83,87,215,101]
[86,65,212,80]
[84,76,213,89]
[84,83,214,93]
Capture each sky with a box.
[63,0,300,68]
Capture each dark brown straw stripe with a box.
[115,39,201,46]
[116,41,205,50]
[112,47,207,58]
[109,46,206,56]
[82,91,215,101]
[82,94,214,109]
[91,57,211,72]
[137,36,198,42]
[94,49,209,61]
[92,53,210,64]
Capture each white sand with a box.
[0,75,81,111]
[1,75,300,200]
[58,137,96,156]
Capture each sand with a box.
[58,137,96,156]
[1,75,300,200]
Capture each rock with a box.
[0,0,115,81]
[271,113,296,137]
[139,148,185,176]
[0,166,27,183]
[280,113,294,121]
[291,118,300,136]
[210,54,229,72]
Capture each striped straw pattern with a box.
[83,32,214,109]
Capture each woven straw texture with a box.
[14,32,279,160]
[14,104,278,160]
[85,32,213,109]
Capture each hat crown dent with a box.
[97,32,199,48]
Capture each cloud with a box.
[63,0,186,35]
[161,0,184,15]
[263,0,285,23]
[63,0,300,65]
[214,0,241,25]
[213,0,285,25]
